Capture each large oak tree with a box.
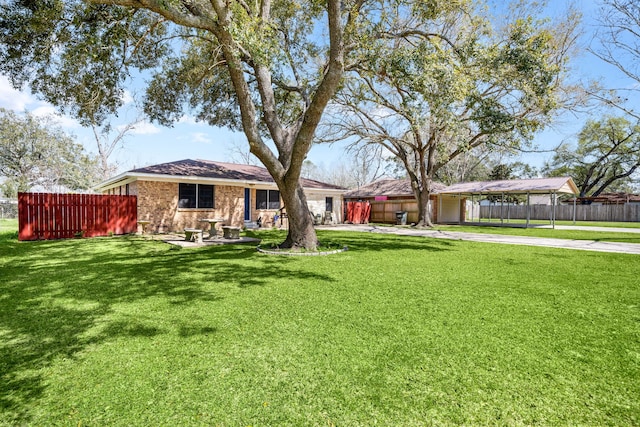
[543,116,640,197]
[1,0,379,249]
[323,1,580,226]
[0,108,99,194]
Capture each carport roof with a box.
[438,176,578,195]
[344,176,579,198]
[343,179,446,198]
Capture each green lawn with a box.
[0,218,17,233]
[1,226,639,425]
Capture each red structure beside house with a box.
[18,192,137,241]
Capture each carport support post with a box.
[526,192,530,228]
[552,192,557,229]
[471,194,475,222]
[500,192,504,225]
[573,196,577,224]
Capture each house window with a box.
[326,197,333,212]
[178,183,215,209]
[256,189,280,210]
[198,184,214,208]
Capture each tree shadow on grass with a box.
[0,234,335,423]
[314,229,456,252]
[244,228,456,253]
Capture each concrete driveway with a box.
[318,224,640,255]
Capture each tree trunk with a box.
[415,187,434,227]
[278,180,318,250]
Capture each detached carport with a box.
[436,176,579,228]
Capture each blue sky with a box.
[0,1,637,177]
[0,73,347,174]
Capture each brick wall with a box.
[130,180,245,233]
[103,179,342,232]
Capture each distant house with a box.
[96,159,346,233]
[567,192,640,205]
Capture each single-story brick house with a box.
[96,159,346,233]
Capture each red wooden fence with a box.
[18,192,137,241]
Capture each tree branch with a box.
[85,0,218,31]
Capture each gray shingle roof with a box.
[130,159,346,190]
[343,179,446,198]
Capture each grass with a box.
[0,218,17,234]
[1,224,639,425]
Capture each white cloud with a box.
[178,115,197,124]
[0,75,33,111]
[190,132,212,144]
[121,90,134,105]
[178,114,207,125]
[0,74,82,129]
[121,121,161,135]
[31,105,80,128]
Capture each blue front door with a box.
[244,188,251,221]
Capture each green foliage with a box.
[0,0,327,130]
[0,1,169,125]
[488,163,514,181]
[143,40,241,129]
[544,116,640,197]
[0,180,19,198]
[345,1,567,149]
[510,160,539,178]
[0,108,100,192]
[0,229,638,424]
